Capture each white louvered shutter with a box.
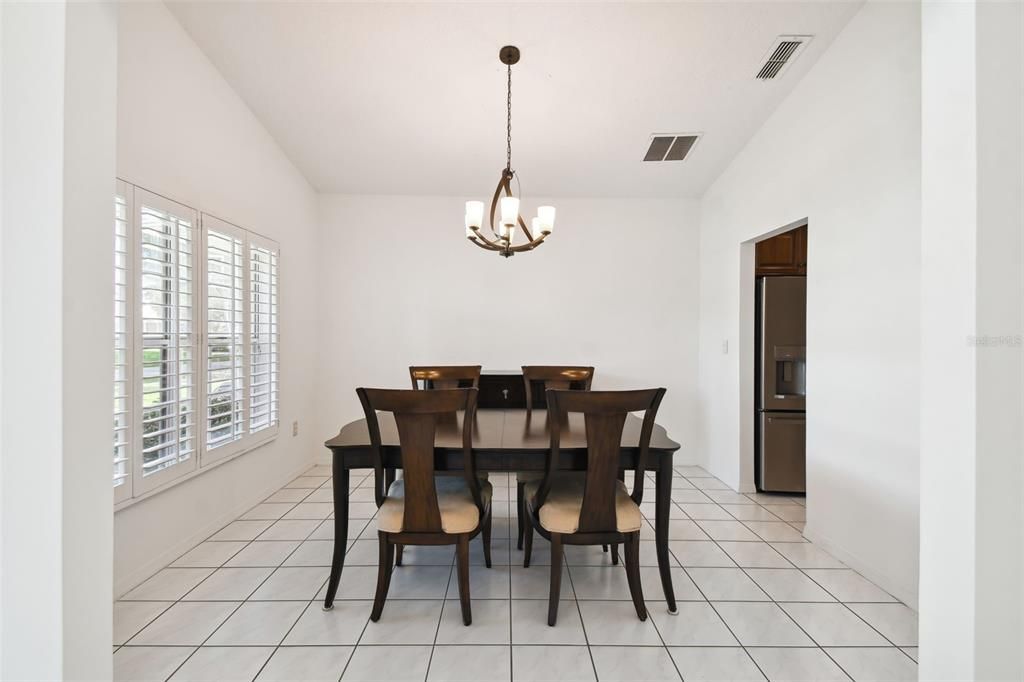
[134,189,199,493]
[203,215,247,461]
[249,237,279,435]
[113,181,133,503]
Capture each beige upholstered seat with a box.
[378,476,493,534]
[524,474,642,534]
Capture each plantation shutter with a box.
[249,236,279,435]
[113,181,133,503]
[203,215,247,461]
[134,189,199,493]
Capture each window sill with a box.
[114,432,278,513]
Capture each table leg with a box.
[322,467,350,610]
[655,457,678,614]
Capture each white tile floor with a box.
[114,465,918,681]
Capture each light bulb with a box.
[465,201,484,229]
[538,206,555,234]
[500,196,520,227]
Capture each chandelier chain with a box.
[506,63,512,172]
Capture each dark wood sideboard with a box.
[477,370,527,408]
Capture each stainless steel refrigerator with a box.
[756,276,806,493]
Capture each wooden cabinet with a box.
[756,225,807,276]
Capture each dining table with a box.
[321,407,682,613]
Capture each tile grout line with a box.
[676,474,898,680]
[121,471,330,680]
[562,550,600,681]
[423,518,462,681]
[678,478,912,678]
[677,560,771,682]
[160,476,331,681]
[117,465,914,681]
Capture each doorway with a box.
[738,220,807,496]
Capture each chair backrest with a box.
[521,365,594,411]
[409,365,482,390]
[536,388,666,534]
[356,387,482,534]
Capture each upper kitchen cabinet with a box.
[756,224,807,276]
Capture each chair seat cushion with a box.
[378,476,491,534]
[524,474,642,534]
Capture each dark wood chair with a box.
[521,365,594,412]
[410,365,481,390]
[403,365,484,566]
[356,387,491,626]
[516,366,595,553]
[522,387,666,626]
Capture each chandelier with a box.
[464,46,555,258]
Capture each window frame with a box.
[114,180,281,507]
[113,180,134,505]
[246,232,280,441]
[131,187,201,496]
[201,214,250,466]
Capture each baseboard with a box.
[113,460,313,599]
[802,524,919,611]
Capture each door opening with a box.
[753,224,807,495]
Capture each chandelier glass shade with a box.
[464,46,555,258]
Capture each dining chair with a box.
[403,365,484,566]
[409,365,482,390]
[356,387,492,626]
[516,366,595,553]
[522,387,666,626]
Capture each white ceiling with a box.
[166,1,861,198]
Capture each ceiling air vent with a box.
[756,35,812,80]
[643,133,702,162]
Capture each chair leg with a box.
[548,533,563,626]
[455,534,472,626]
[370,531,395,622]
[602,545,609,552]
[482,511,493,569]
[395,545,403,567]
[623,532,647,621]
[523,509,534,568]
[610,543,620,565]
[516,480,526,550]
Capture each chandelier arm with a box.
[468,235,501,251]
[517,214,534,242]
[469,227,505,250]
[509,233,549,253]
[487,173,508,241]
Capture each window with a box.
[114,181,280,503]
[248,237,279,434]
[203,217,246,462]
[113,182,133,504]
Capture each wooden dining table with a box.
[322,408,682,613]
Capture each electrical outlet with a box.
[292,420,299,437]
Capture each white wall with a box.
[919,0,1024,678]
[113,2,321,596]
[696,1,921,606]
[1,2,117,678]
[316,195,700,459]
